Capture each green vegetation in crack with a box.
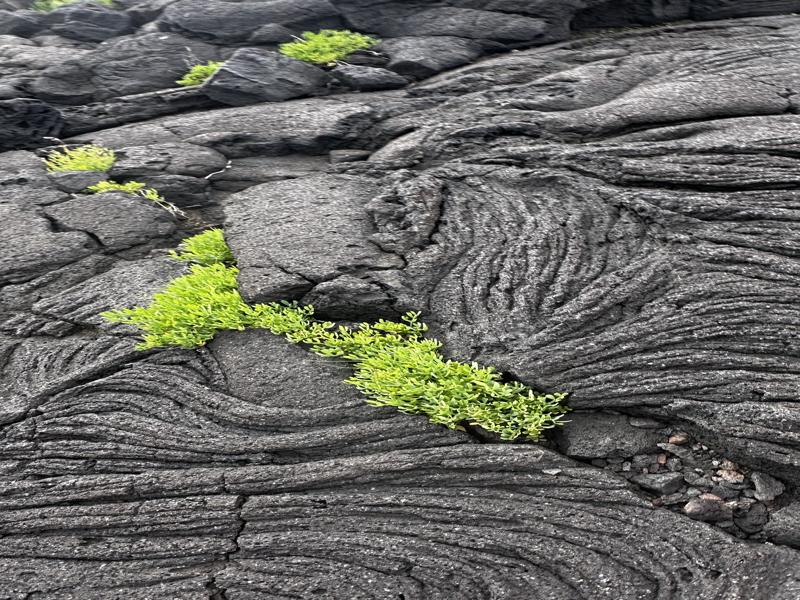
[102,229,568,440]
[176,61,225,86]
[33,0,113,11]
[42,146,183,217]
[86,180,184,217]
[44,144,116,173]
[279,30,380,65]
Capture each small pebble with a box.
[751,472,785,502]
[622,461,631,472]
[668,432,690,445]
[710,486,739,500]
[684,495,731,522]
[657,453,668,465]
[718,469,744,483]
[661,492,687,505]
[542,468,562,476]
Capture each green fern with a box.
[279,30,379,65]
[102,231,569,440]
[44,145,116,173]
[176,61,225,86]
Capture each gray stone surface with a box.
[43,192,176,251]
[764,502,800,548]
[202,49,329,106]
[751,471,786,502]
[43,3,133,42]
[557,412,663,459]
[380,36,484,79]
[331,63,409,91]
[0,97,62,150]
[0,8,41,36]
[158,0,343,43]
[631,472,684,495]
[0,196,92,284]
[46,169,106,192]
[225,174,403,306]
[1,5,800,598]
[29,32,221,104]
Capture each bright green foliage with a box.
[102,231,568,440]
[33,0,113,11]
[44,145,116,173]
[176,61,225,86]
[279,30,379,65]
[87,180,184,217]
[272,309,568,440]
[169,229,234,266]
[87,180,146,195]
[102,263,251,349]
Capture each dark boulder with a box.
[43,192,176,251]
[247,22,294,44]
[46,169,107,193]
[42,3,134,42]
[225,174,403,304]
[0,97,62,150]
[29,32,221,104]
[331,63,408,91]
[362,6,549,41]
[379,36,484,79]
[556,412,663,459]
[0,9,43,36]
[202,49,330,106]
[0,195,93,284]
[158,0,342,43]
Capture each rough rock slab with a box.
[74,96,380,157]
[202,48,329,106]
[43,192,177,251]
[0,447,799,598]
[225,174,403,305]
[1,7,800,599]
[0,97,62,150]
[43,3,133,42]
[222,16,800,485]
[158,0,343,42]
[29,32,221,104]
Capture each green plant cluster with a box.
[33,0,113,11]
[279,30,379,65]
[44,145,116,173]
[44,145,182,217]
[168,228,234,266]
[102,230,568,440]
[176,61,225,87]
[86,180,184,217]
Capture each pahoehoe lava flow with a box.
[1,0,800,598]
